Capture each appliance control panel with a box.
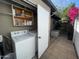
[11,30,28,37]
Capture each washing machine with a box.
[11,30,36,59]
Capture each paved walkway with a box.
[40,36,77,59]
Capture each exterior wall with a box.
[29,0,50,12]
[0,2,31,36]
[25,0,51,37]
[32,0,51,42]
[50,17,54,30]
[0,0,51,36]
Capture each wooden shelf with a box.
[14,15,32,19]
[14,16,26,19]
[25,15,32,18]
[12,5,33,26]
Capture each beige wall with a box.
[0,0,51,36]
[0,2,31,36]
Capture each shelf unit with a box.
[12,5,33,26]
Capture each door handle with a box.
[38,36,41,39]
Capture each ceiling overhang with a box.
[42,0,57,12]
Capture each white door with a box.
[37,5,50,58]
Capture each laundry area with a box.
[0,0,79,59]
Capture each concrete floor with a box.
[40,36,77,59]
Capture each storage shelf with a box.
[12,5,33,26]
[14,15,32,19]
[14,25,32,27]
[14,16,26,19]
[25,15,32,18]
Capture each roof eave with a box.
[42,0,57,12]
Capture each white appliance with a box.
[11,30,36,59]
